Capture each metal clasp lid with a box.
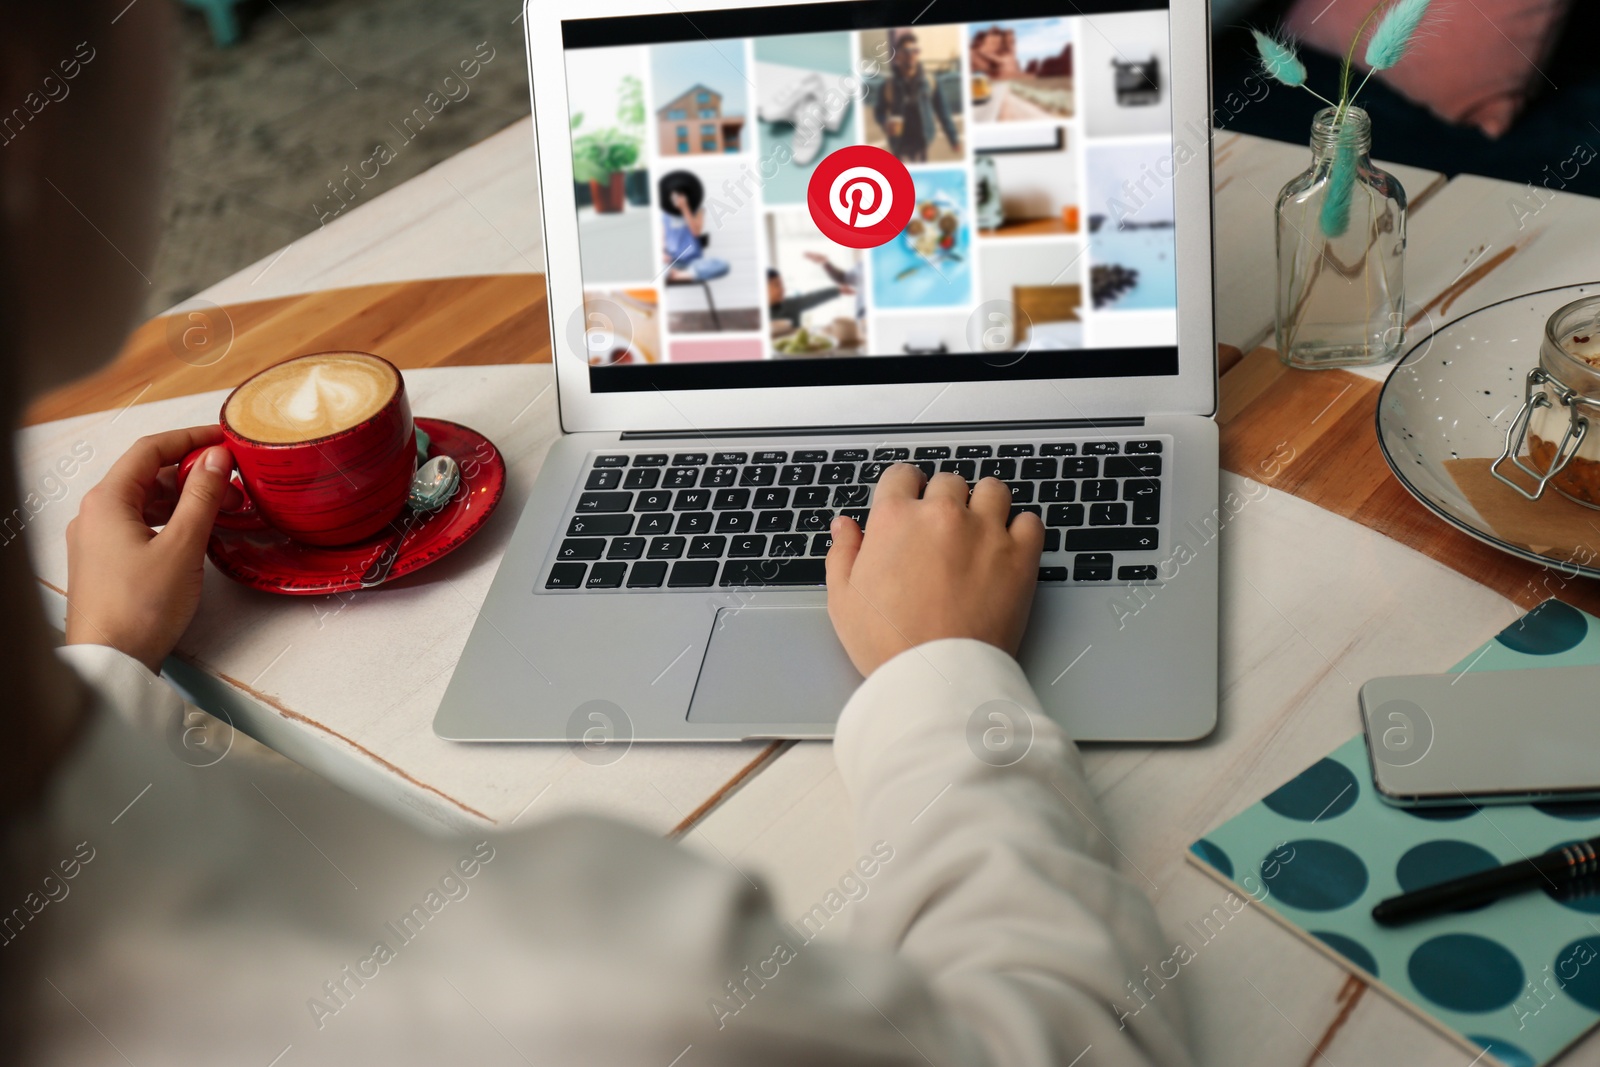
[1492,367,1591,500]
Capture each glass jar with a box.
[1275,107,1407,369]
[1493,295,1600,508]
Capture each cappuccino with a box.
[226,352,397,444]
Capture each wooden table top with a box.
[18,120,1600,1067]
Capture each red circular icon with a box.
[806,145,915,249]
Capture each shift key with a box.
[1063,528,1160,552]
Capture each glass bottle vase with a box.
[1275,106,1407,369]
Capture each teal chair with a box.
[181,0,244,47]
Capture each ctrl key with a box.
[545,562,586,589]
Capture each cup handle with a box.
[177,446,269,531]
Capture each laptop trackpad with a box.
[687,605,862,725]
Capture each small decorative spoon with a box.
[361,455,462,587]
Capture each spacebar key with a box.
[1063,528,1160,551]
[719,559,827,586]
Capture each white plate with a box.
[1376,282,1600,578]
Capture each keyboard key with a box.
[632,453,668,467]
[810,532,834,555]
[1119,565,1160,581]
[1043,528,1061,552]
[720,559,827,586]
[915,445,952,459]
[1083,441,1120,455]
[714,511,754,534]
[674,489,711,510]
[1073,553,1114,581]
[702,466,738,487]
[780,464,816,485]
[1038,566,1070,582]
[793,486,831,508]
[833,485,870,507]
[586,563,626,589]
[841,507,870,528]
[939,459,976,480]
[1040,481,1076,503]
[675,512,713,534]
[557,538,605,561]
[1007,482,1035,504]
[1082,479,1118,502]
[956,445,992,458]
[728,534,767,557]
[820,463,855,484]
[874,447,910,461]
[713,452,748,465]
[739,465,777,487]
[1010,504,1042,522]
[858,461,889,483]
[1123,478,1160,500]
[912,461,936,479]
[607,537,645,559]
[753,487,789,509]
[1126,440,1163,454]
[593,455,628,468]
[648,536,686,559]
[623,468,660,490]
[1106,455,1162,478]
[797,509,834,532]
[585,468,622,490]
[672,452,707,465]
[771,534,808,556]
[1132,497,1160,525]
[1089,503,1128,526]
[832,448,868,461]
[979,459,1016,480]
[998,443,1035,457]
[1021,458,1057,480]
[713,488,751,510]
[1041,443,1077,456]
[576,491,631,513]
[637,513,673,535]
[567,514,631,536]
[668,561,718,587]
[663,467,699,488]
[793,449,828,463]
[546,563,586,589]
[755,510,794,532]
[1046,503,1086,527]
[752,450,787,464]
[688,535,726,558]
[1064,528,1160,552]
[635,490,672,511]
[627,561,667,588]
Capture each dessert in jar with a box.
[1495,295,1600,508]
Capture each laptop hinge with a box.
[620,417,1145,441]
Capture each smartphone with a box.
[1360,665,1600,807]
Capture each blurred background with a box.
[152,0,528,319]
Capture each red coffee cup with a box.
[179,352,416,546]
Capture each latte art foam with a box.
[226,353,396,443]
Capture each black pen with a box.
[1372,836,1600,926]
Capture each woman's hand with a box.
[65,427,238,673]
[826,464,1044,676]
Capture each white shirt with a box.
[20,639,1191,1066]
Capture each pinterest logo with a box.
[807,145,914,248]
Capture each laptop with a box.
[434,0,1219,743]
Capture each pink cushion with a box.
[1282,0,1571,138]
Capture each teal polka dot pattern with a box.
[1187,599,1600,1067]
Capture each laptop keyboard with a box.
[544,438,1167,592]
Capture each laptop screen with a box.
[560,0,1182,393]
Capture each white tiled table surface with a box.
[20,121,1600,1065]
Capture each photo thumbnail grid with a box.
[562,8,1177,369]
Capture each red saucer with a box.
[205,418,505,595]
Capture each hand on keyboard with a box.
[825,464,1045,676]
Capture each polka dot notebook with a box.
[1188,599,1600,1067]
